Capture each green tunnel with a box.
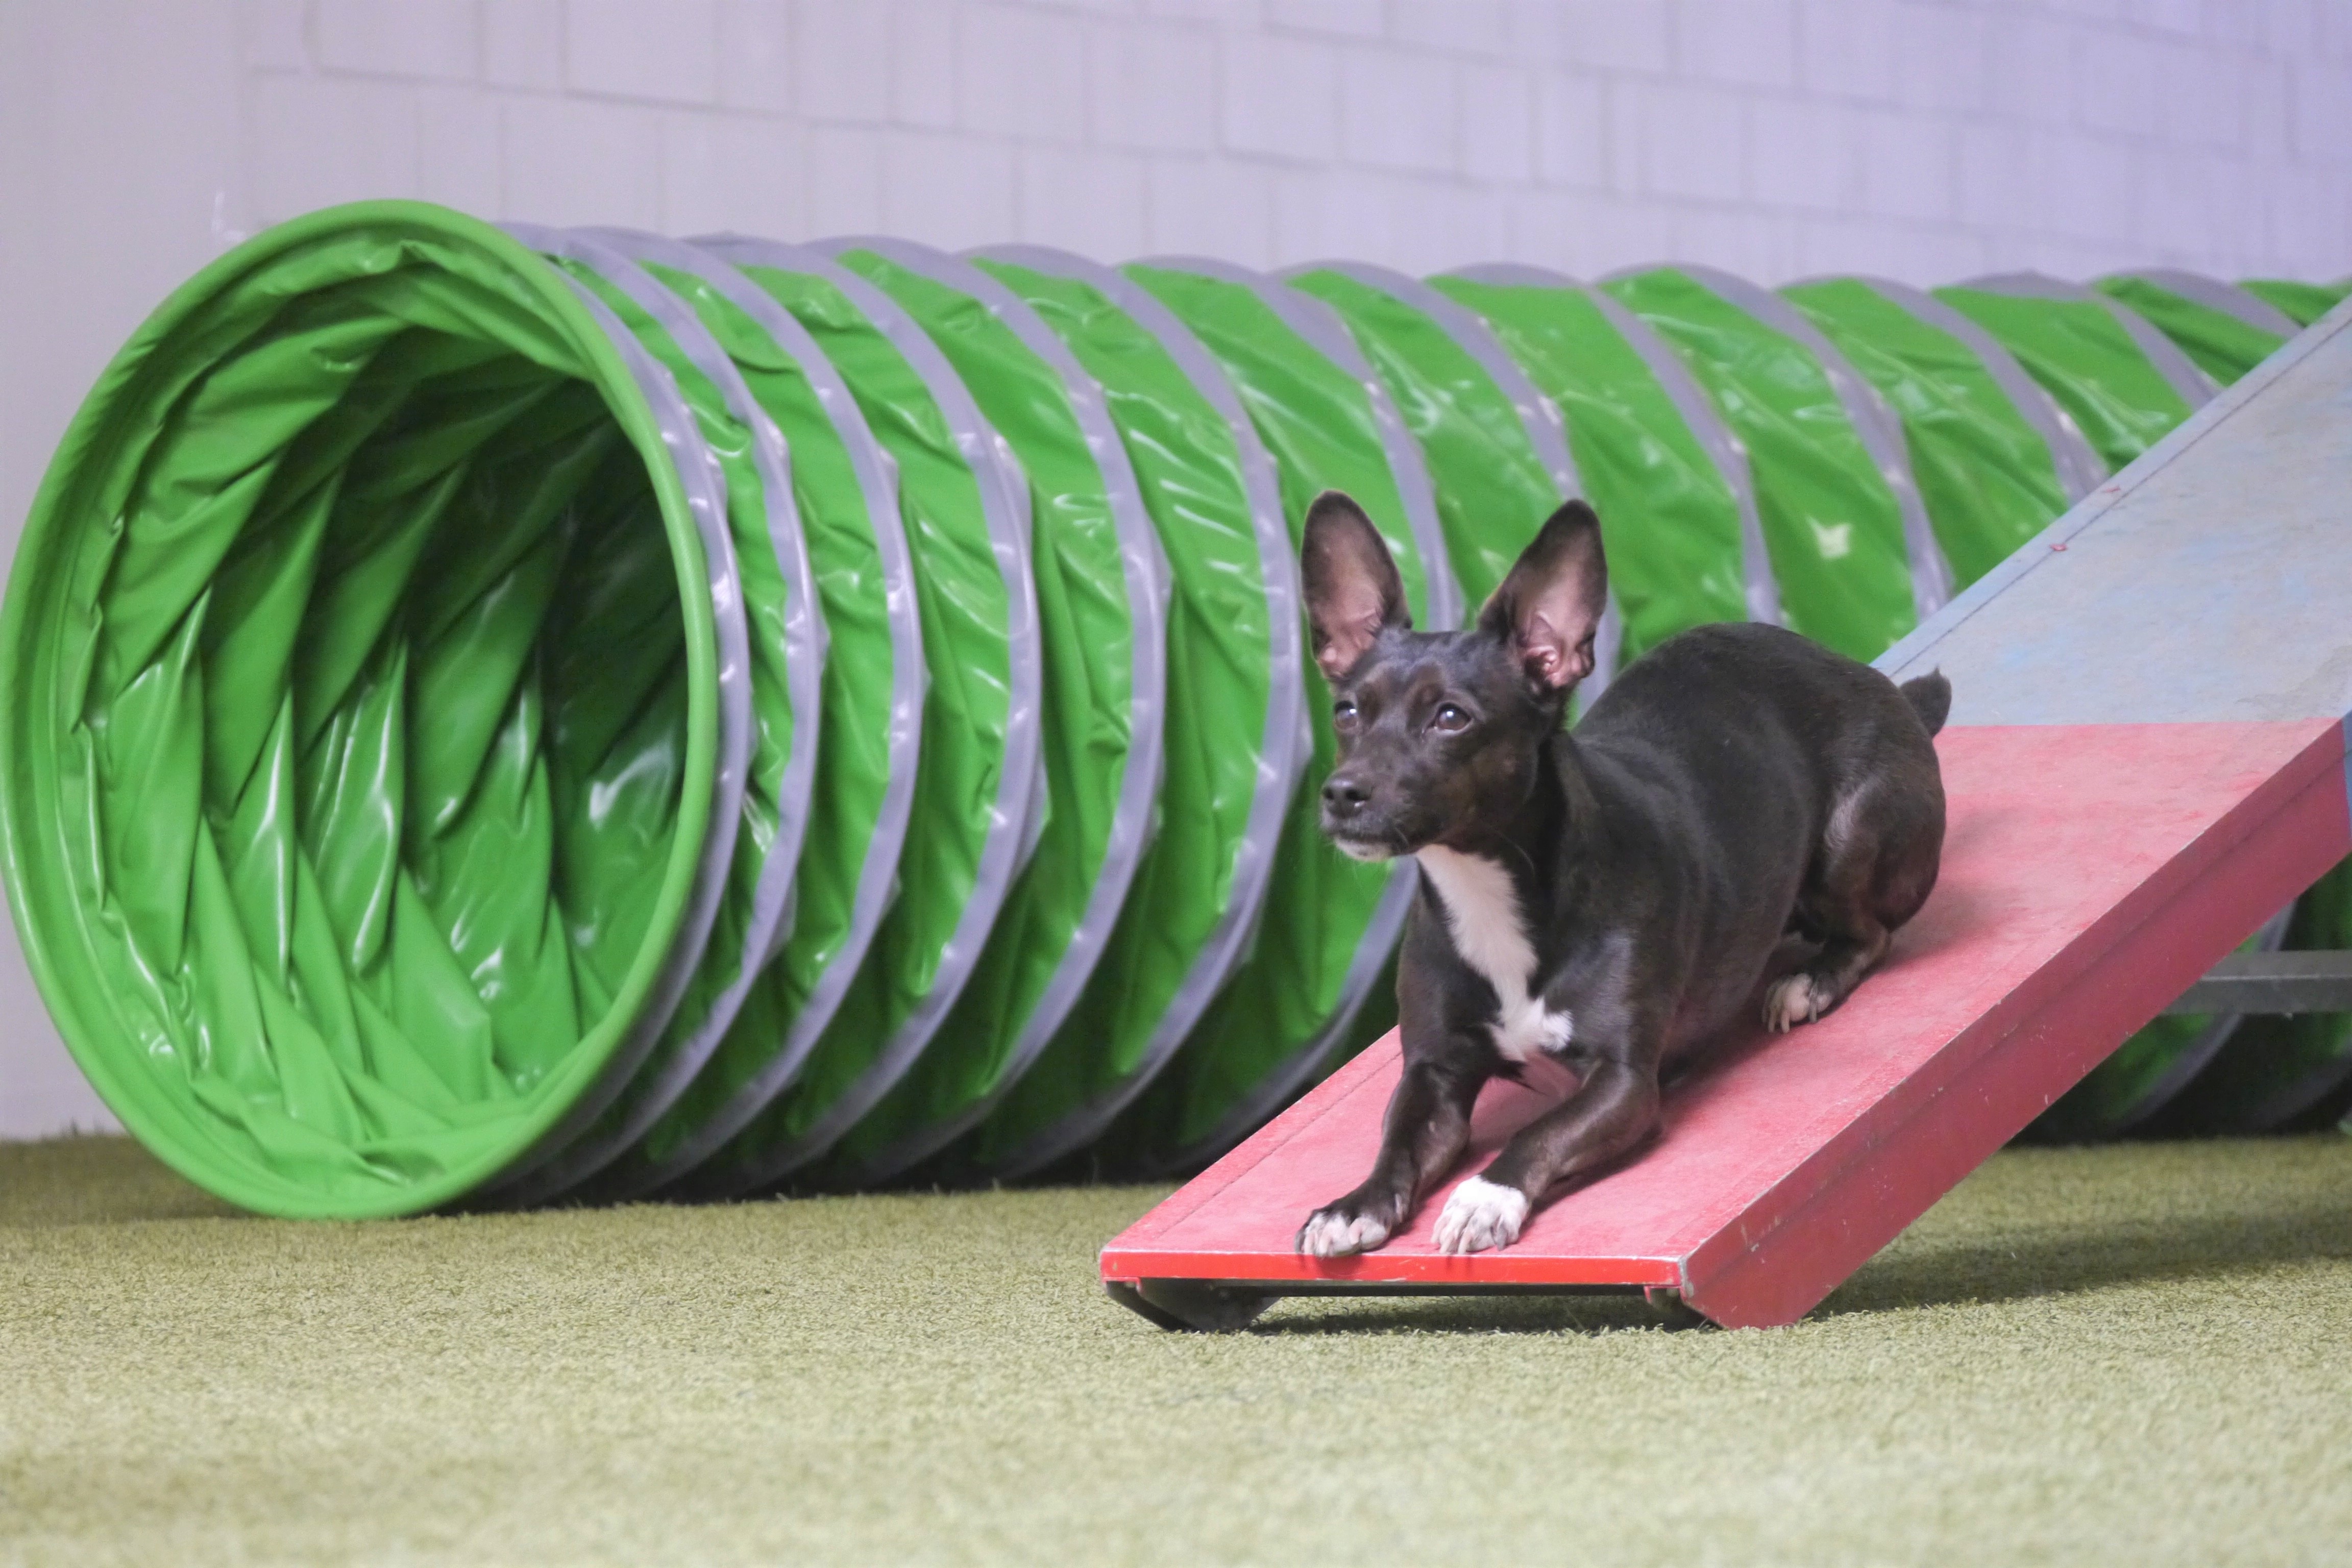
[6,200,2346,1216]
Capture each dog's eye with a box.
[1333,700,1359,728]
[1432,703,1472,733]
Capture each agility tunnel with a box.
[6,200,2345,1217]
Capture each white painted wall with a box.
[3,0,2347,1137]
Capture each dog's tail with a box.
[1899,671,1951,737]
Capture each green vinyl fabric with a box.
[1932,285,2196,473]
[1602,267,1921,662]
[957,250,1295,1179]
[15,196,2349,1217]
[685,248,1039,1196]
[1782,278,2072,589]
[1111,261,1442,1171]
[0,203,728,1217]
[2096,276,2288,386]
[2238,278,2351,327]
[1284,265,1565,611]
[481,234,815,1205]
[581,238,923,1202]
[1429,271,1757,656]
[819,240,1159,1182]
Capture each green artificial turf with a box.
[5,1134,2351,1565]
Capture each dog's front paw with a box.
[1762,971,1826,1033]
[1296,1201,1395,1257]
[1432,1175,1529,1254]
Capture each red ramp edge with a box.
[1101,722,2352,1329]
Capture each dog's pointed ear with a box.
[1303,490,1409,681]
[1479,500,1608,696]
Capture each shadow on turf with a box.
[1818,1199,2352,1317]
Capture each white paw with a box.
[1762,972,1826,1033]
[1297,1207,1393,1257]
[1432,1176,1529,1255]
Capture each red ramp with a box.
[1105,723,2348,1328]
[1105,300,2352,1331]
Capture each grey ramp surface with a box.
[1879,297,2352,728]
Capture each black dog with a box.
[1295,492,1948,1257]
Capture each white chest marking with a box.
[1415,846,1572,1062]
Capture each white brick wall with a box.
[566,0,721,104]
[4,0,2350,1138]
[83,0,2352,297]
[1090,20,1221,152]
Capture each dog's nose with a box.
[1322,777,1370,818]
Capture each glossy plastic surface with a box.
[691,247,1041,1193]
[2098,274,2291,387]
[569,236,925,1202]
[958,249,1298,1178]
[15,200,2342,1214]
[820,239,1166,1181]
[2237,277,2351,328]
[1783,277,2073,589]
[1114,260,1447,1172]
[0,204,724,1216]
[1286,264,1567,611]
[1602,266,1924,662]
[1430,270,1759,657]
[485,231,807,1203]
[1933,283,2199,473]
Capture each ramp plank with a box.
[1102,721,2350,1326]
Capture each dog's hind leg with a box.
[1761,914,1890,1033]
[1763,784,1902,1033]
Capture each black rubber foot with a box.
[1106,1279,1276,1332]
[1643,1285,1713,1329]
